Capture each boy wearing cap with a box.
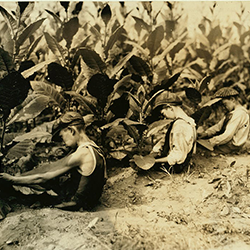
[0,112,106,211]
[198,87,250,153]
[149,91,196,173]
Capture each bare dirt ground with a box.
[1,145,250,250]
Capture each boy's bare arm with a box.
[0,149,89,185]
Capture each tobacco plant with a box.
[0,1,250,172]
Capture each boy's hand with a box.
[0,173,14,182]
[197,132,208,139]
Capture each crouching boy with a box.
[0,111,106,211]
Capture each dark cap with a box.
[213,87,239,99]
[52,111,85,142]
[152,91,182,110]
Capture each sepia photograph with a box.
[0,1,250,249]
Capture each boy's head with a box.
[214,87,239,112]
[52,112,85,146]
[152,91,182,119]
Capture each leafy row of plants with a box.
[0,1,249,173]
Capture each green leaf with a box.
[105,26,124,57]
[13,121,53,143]
[213,43,230,57]
[132,16,150,32]
[21,59,55,79]
[30,81,66,108]
[207,25,222,45]
[72,2,83,15]
[65,91,96,114]
[63,17,79,48]
[106,75,132,110]
[240,30,250,45]
[26,35,43,60]
[44,32,66,66]
[109,50,135,78]
[196,33,210,47]
[113,74,132,92]
[196,48,212,61]
[0,71,30,121]
[20,2,35,23]
[47,62,74,90]
[191,106,212,126]
[2,132,22,146]
[199,75,212,93]
[0,6,16,38]
[147,25,164,57]
[60,1,70,12]
[158,31,187,61]
[212,65,239,86]
[141,2,152,15]
[74,35,91,49]
[160,72,182,91]
[169,42,185,60]
[133,154,155,170]
[89,25,102,40]
[45,9,63,25]
[120,120,139,144]
[5,139,35,160]
[7,94,51,125]
[124,41,148,57]
[165,20,175,39]
[16,18,46,51]
[129,55,152,77]
[128,93,142,113]
[0,48,14,73]
[142,89,165,114]
[229,44,244,59]
[185,87,202,104]
[101,4,112,26]
[73,48,106,72]
[233,21,242,37]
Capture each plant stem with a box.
[0,120,6,152]
[104,24,107,48]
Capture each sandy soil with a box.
[1,146,250,250]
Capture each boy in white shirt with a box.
[149,91,197,173]
[198,87,250,154]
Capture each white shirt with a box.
[207,106,250,147]
[152,119,196,165]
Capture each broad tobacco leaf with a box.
[63,17,79,48]
[30,81,66,108]
[73,49,106,73]
[101,4,112,26]
[5,139,35,160]
[13,121,54,143]
[129,55,152,77]
[0,6,17,38]
[132,15,151,33]
[207,25,222,45]
[0,47,14,73]
[0,71,30,120]
[47,62,74,90]
[147,25,164,58]
[44,32,66,66]
[133,154,155,170]
[7,94,50,125]
[16,18,46,53]
[105,26,125,57]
